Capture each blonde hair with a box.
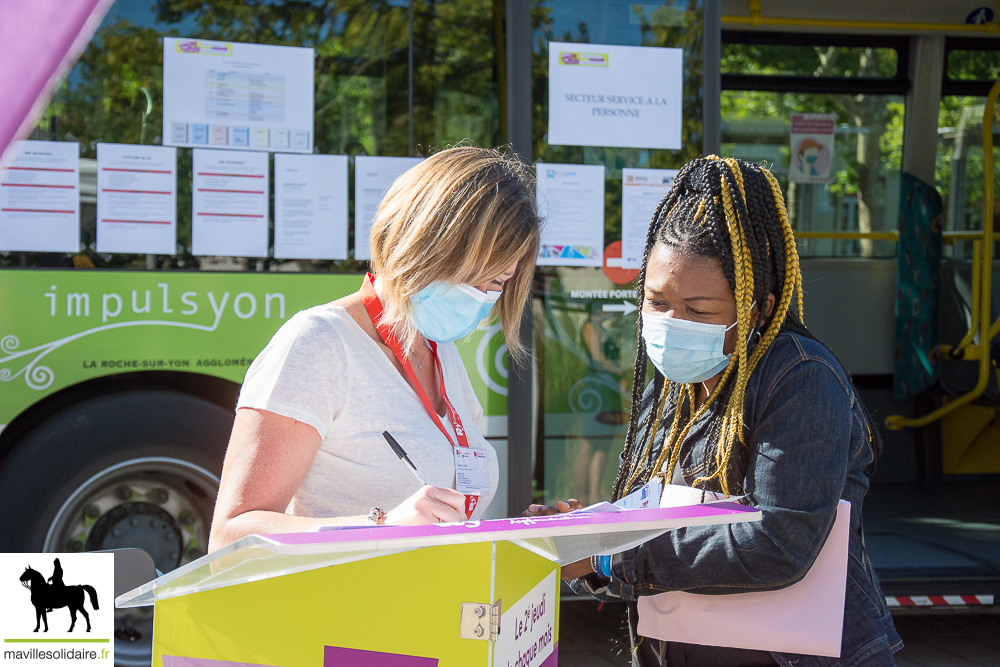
[369,146,541,361]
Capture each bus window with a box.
[937,97,999,248]
[720,34,906,258]
[937,39,1000,259]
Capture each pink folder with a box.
[636,500,850,658]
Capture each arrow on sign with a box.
[602,301,638,315]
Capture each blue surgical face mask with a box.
[409,282,501,343]
[641,308,749,384]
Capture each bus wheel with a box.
[0,389,233,667]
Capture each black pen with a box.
[382,431,429,486]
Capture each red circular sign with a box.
[602,240,640,285]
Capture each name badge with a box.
[454,447,491,495]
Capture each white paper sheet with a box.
[0,140,79,252]
[353,155,423,260]
[274,153,347,260]
[163,38,314,154]
[535,163,605,266]
[621,167,678,268]
[548,42,683,150]
[572,501,622,513]
[659,484,745,508]
[95,143,177,254]
[191,149,269,257]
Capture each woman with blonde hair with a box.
[209,146,540,550]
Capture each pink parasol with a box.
[0,0,114,161]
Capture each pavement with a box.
[558,600,1000,666]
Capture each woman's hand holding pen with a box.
[522,498,585,516]
[384,485,466,525]
[379,431,465,525]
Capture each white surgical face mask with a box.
[409,282,501,343]
[640,303,754,384]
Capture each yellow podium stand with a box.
[117,504,760,667]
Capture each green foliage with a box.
[54,22,166,154]
[947,49,1000,81]
[722,43,898,78]
[936,95,1000,238]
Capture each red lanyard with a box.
[360,273,478,518]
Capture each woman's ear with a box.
[750,294,777,329]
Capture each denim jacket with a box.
[571,331,903,667]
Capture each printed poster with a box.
[163,38,314,153]
[191,148,269,257]
[548,41,683,150]
[789,113,836,184]
[621,167,678,269]
[536,163,605,267]
[274,153,348,260]
[0,140,79,252]
[353,155,423,260]
[96,143,177,254]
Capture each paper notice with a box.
[353,155,423,260]
[96,143,177,254]
[163,38,314,153]
[548,42,683,150]
[274,153,348,260]
[789,113,836,184]
[536,163,605,266]
[191,148,269,257]
[621,168,678,268]
[0,140,79,252]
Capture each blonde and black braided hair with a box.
[612,156,806,499]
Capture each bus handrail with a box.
[725,0,1000,34]
[885,78,1000,430]
[792,231,1000,246]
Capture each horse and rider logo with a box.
[18,558,100,633]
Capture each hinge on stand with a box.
[459,600,501,642]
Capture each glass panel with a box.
[412,2,503,150]
[722,44,898,78]
[5,0,500,270]
[721,90,904,258]
[535,270,641,505]
[531,0,703,505]
[946,49,1000,81]
[936,95,1000,258]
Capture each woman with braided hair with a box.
[528,157,901,666]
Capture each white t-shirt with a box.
[236,303,500,520]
